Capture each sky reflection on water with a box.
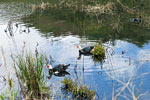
[0,2,150,99]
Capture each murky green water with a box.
[0,1,150,99]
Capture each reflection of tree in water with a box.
[106,63,150,100]
[94,41,150,99]
[22,7,150,47]
[4,20,30,38]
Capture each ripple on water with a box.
[0,2,150,99]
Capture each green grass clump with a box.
[61,78,96,100]
[13,53,49,99]
[0,91,8,100]
[91,43,105,61]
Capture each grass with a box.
[91,43,105,61]
[29,0,150,34]
[1,47,18,100]
[61,77,96,100]
[1,1,150,99]
[0,91,8,100]
[13,52,49,99]
[0,79,18,100]
[31,1,116,17]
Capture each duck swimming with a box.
[129,16,142,23]
[77,45,94,59]
[77,45,94,55]
[46,64,70,75]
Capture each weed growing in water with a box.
[0,79,18,100]
[0,91,8,100]
[91,43,105,61]
[13,52,49,99]
[61,77,96,100]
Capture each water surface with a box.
[0,1,150,99]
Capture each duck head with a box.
[46,65,53,74]
[46,65,52,69]
[77,45,82,50]
[46,65,53,71]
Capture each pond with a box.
[0,0,150,100]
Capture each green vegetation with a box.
[0,79,17,100]
[9,79,18,100]
[13,53,49,99]
[0,91,8,100]
[0,0,150,99]
[91,43,105,61]
[61,78,96,100]
[21,0,150,46]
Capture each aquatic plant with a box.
[1,47,18,100]
[0,79,18,100]
[61,77,96,100]
[13,52,49,99]
[0,91,8,100]
[91,43,105,61]
[9,79,18,100]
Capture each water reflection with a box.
[22,9,150,47]
[1,23,150,99]
[0,1,150,99]
[43,36,150,99]
[48,71,70,80]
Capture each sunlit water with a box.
[0,2,150,100]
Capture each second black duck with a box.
[46,64,70,75]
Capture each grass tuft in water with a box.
[0,91,8,100]
[0,79,18,100]
[13,52,49,99]
[91,43,105,61]
[61,77,96,100]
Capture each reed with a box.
[0,48,18,100]
[0,91,8,100]
[13,52,49,99]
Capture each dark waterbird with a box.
[46,64,70,77]
[77,45,94,54]
[77,45,94,59]
[130,16,142,23]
